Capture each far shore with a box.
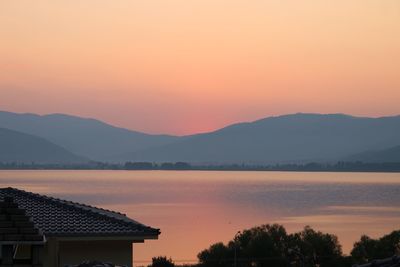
[1,161,400,172]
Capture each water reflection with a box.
[0,170,399,264]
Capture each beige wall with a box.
[43,238,59,267]
[56,240,133,267]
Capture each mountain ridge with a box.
[0,127,86,164]
[2,111,400,164]
[0,110,179,161]
[347,145,400,163]
[121,113,400,163]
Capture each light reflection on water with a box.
[1,170,400,264]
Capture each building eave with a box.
[48,234,159,242]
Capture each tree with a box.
[288,226,343,267]
[198,224,290,267]
[198,224,344,267]
[198,242,232,267]
[124,162,154,170]
[351,231,400,264]
[234,224,289,266]
[351,235,378,263]
[148,256,175,267]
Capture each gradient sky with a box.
[1,1,399,135]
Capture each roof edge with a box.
[0,187,160,235]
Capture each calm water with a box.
[1,170,400,264]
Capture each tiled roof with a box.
[0,196,44,243]
[0,187,160,238]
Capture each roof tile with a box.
[0,188,160,238]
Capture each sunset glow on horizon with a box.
[1,1,400,135]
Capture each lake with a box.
[0,170,399,265]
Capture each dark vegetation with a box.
[1,161,400,172]
[149,257,175,267]
[125,161,191,170]
[148,224,400,267]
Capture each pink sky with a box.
[1,1,399,135]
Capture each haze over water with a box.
[1,170,400,264]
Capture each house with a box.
[0,187,160,267]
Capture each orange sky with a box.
[1,1,399,135]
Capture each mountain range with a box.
[347,145,400,163]
[0,110,400,164]
[0,127,84,164]
[0,111,177,161]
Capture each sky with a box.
[1,1,399,135]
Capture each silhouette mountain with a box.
[0,127,85,164]
[2,111,400,164]
[0,111,178,161]
[347,145,400,163]
[122,113,400,163]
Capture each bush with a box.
[351,230,400,264]
[149,256,175,267]
[198,224,342,267]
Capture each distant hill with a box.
[347,145,400,163]
[0,127,85,164]
[0,111,179,161]
[2,111,400,164]
[123,113,400,163]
